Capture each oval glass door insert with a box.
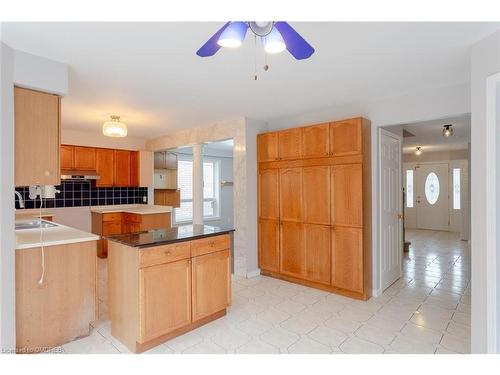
[425,172,440,205]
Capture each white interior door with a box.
[379,129,403,291]
[415,163,449,231]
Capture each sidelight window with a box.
[453,168,461,210]
[406,170,414,208]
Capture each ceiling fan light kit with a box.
[442,124,454,137]
[415,146,422,156]
[197,21,314,60]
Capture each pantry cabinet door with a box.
[330,119,362,156]
[304,224,331,285]
[258,219,280,273]
[280,222,305,278]
[278,128,302,160]
[257,132,279,162]
[138,259,192,343]
[303,165,330,225]
[331,164,363,227]
[279,168,303,222]
[258,168,279,220]
[331,226,363,293]
[302,123,330,158]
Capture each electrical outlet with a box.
[29,185,42,200]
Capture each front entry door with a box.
[415,163,449,231]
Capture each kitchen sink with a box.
[15,220,58,230]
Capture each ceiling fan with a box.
[196,21,315,60]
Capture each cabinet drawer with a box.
[102,221,122,235]
[140,242,191,268]
[102,212,122,222]
[191,235,230,257]
[123,212,141,223]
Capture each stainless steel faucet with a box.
[15,191,25,208]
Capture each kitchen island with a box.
[106,225,234,353]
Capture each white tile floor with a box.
[56,229,471,354]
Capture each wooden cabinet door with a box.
[74,146,96,170]
[302,123,330,158]
[130,151,140,187]
[258,219,280,272]
[165,153,177,169]
[14,87,60,186]
[114,150,131,186]
[279,168,303,222]
[331,164,363,227]
[330,119,362,156]
[304,224,331,284]
[258,168,279,220]
[138,259,191,343]
[95,148,114,187]
[331,227,363,293]
[154,152,166,169]
[60,145,74,170]
[280,222,305,277]
[192,249,231,321]
[303,166,330,225]
[278,128,302,160]
[257,132,279,162]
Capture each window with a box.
[453,168,461,210]
[424,172,440,205]
[174,155,220,224]
[406,170,414,208]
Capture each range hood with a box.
[61,170,101,181]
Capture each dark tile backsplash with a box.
[15,181,148,210]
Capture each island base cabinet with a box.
[191,249,231,322]
[138,259,191,343]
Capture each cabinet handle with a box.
[208,241,215,247]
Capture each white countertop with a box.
[90,204,172,215]
[16,221,99,250]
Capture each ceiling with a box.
[2,22,499,139]
[388,114,471,153]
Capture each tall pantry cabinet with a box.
[257,117,371,300]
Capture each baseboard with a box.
[246,269,261,278]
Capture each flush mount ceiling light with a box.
[197,21,314,60]
[442,124,454,137]
[415,146,423,156]
[102,115,127,137]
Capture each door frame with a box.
[377,128,403,294]
[484,72,500,352]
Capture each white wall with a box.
[0,42,69,351]
[268,83,470,296]
[61,128,146,150]
[470,30,500,353]
[0,41,16,352]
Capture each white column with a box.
[192,144,204,225]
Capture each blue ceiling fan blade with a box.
[274,22,315,60]
[196,22,231,57]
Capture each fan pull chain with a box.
[254,34,258,80]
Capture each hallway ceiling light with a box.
[102,115,127,137]
[415,146,422,156]
[442,124,454,137]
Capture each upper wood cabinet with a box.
[257,132,279,162]
[258,169,279,220]
[302,123,330,158]
[15,87,61,186]
[114,150,131,187]
[331,227,363,293]
[154,151,177,170]
[74,146,96,170]
[95,148,114,187]
[191,249,231,322]
[330,119,362,156]
[331,164,363,227]
[279,168,303,222]
[60,145,74,170]
[130,151,140,187]
[302,166,331,225]
[258,219,280,273]
[138,259,191,343]
[278,128,302,160]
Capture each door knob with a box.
[397,213,403,219]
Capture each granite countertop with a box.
[16,220,99,250]
[90,204,172,215]
[105,224,235,249]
